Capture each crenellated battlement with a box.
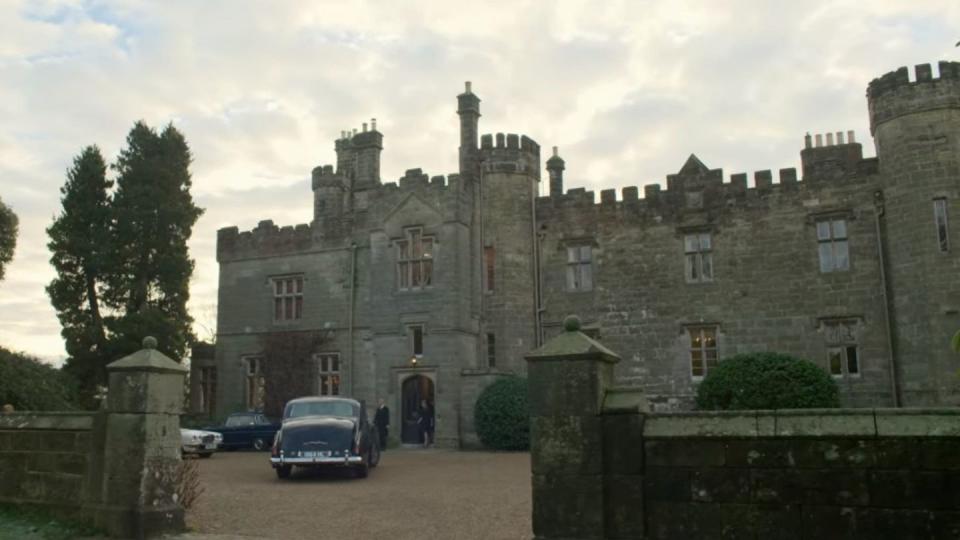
[867,61,960,134]
[217,219,315,262]
[478,133,541,179]
[311,164,343,190]
[538,147,879,221]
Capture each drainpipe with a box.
[348,242,358,396]
[531,180,542,348]
[874,190,900,407]
[478,160,486,367]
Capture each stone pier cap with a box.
[107,336,188,374]
[525,315,621,363]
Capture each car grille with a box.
[201,435,215,444]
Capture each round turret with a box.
[867,61,960,406]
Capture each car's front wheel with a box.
[276,465,292,479]
[252,438,267,451]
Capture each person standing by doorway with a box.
[418,399,435,448]
[374,398,390,451]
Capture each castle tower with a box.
[478,132,541,372]
[335,123,383,190]
[311,164,345,225]
[457,82,481,177]
[867,61,960,405]
[546,146,565,197]
[351,121,383,190]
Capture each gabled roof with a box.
[677,154,710,176]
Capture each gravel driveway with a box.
[186,449,533,540]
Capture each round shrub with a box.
[695,352,840,410]
[474,376,529,450]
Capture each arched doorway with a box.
[401,375,435,444]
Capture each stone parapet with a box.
[867,61,960,134]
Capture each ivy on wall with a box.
[259,331,328,418]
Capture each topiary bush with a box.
[474,376,529,450]
[695,352,840,410]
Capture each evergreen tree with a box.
[0,196,18,281]
[46,146,112,396]
[104,122,203,362]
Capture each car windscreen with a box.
[285,401,357,419]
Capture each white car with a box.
[180,428,223,458]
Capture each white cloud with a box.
[1,0,958,363]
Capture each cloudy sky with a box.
[1,0,958,363]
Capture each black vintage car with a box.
[270,397,380,479]
[206,412,280,451]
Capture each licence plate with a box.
[302,451,331,458]
[204,443,217,450]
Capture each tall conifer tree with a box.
[47,146,112,395]
[105,122,203,361]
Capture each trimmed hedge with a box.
[0,346,80,411]
[695,352,840,410]
[474,376,529,450]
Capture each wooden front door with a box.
[401,375,435,444]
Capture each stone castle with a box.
[199,60,960,447]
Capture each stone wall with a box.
[0,413,94,514]
[642,410,960,539]
[0,339,187,538]
[527,320,960,539]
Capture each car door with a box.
[221,414,255,448]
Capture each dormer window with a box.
[398,228,434,290]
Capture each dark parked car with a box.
[206,412,280,451]
[270,397,380,479]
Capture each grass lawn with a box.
[0,505,103,540]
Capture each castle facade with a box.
[200,61,960,447]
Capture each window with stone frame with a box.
[566,245,593,292]
[486,333,496,368]
[409,325,425,358]
[397,228,434,290]
[199,366,217,416]
[316,353,341,396]
[824,320,860,378]
[484,246,495,292]
[243,356,265,411]
[934,198,949,252]
[687,326,718,379]
[272,275,304,322]
[817,219,850,272]
[684,233,713,283]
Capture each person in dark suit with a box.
[373,398,390,451]
[418,399,435,448]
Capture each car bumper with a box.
[271,456,363,466]
[183,444,218,453]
